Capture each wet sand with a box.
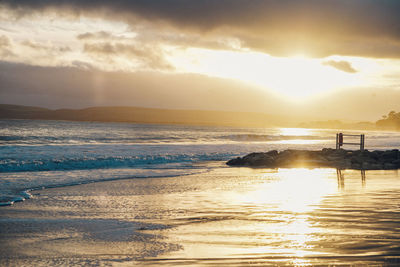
[1,166,400,266]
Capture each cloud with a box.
[76,29,241,52]
[21,40,71,52]
[77,31,114,40]
[83,42,174,70]
[1,0,400,58]
[322,60,357,73]
[0,35,10,46]
[0,34,14,58]
[71,60,94,70]
[0,60,284,114]
[1,60,400,121]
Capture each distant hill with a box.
[298,111,400,131]
[0,104,293,128]
[298,120,376,130]
[3,104,393,130]
[376,111,400,130]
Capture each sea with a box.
[1,119,398,206]
[2,119,400,265]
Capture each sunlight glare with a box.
[276,139,323,145]
[230,168,337,259]
[279,128,311,136]
[273,128,320,145]
[246,168,336,213]
[168,48,366,101]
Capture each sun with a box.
[168,48,364,101]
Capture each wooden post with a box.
[360,134,365,151]
[336,133,339,150]
[338,133,343,149]
[363,134,365,150]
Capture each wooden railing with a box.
[336,133,365,151]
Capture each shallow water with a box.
[143,167,400,265]
[1,166,400,265]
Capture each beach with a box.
[2,165,400,265]
[3,1,400,265]
[1,119,400,265]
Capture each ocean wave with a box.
[223,134,331,142]
[0,134,326,145]
[0,135,181,144]
[0,153,234,173]
[2,131,397,145]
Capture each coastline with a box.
[2,120,400,265]
[2,166,400,266]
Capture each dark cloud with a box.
[1,0,400,58]
[322,60,357,73]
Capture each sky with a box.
[0,0,400,121]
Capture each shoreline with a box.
[0,168,211,207]
[2,167,400,266]
[227,148,400,170]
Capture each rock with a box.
[351,162,362,169]
[384,163,397,169]
[265,150,278,157]
[226,157,245,166]
[371,163,383,170]
[227,152,276,166]
[393,159,400,167]
[382,150,399,160]
[369,151,380,160]
[361,162,371,169]
[226,149,400,170]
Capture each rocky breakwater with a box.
[227,148,400,170]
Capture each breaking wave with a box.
[0,153,234,173]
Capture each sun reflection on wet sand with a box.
[3,166,400,265]
[256,168,336,213]
[161,167,339,264]
[238,168,336,263]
